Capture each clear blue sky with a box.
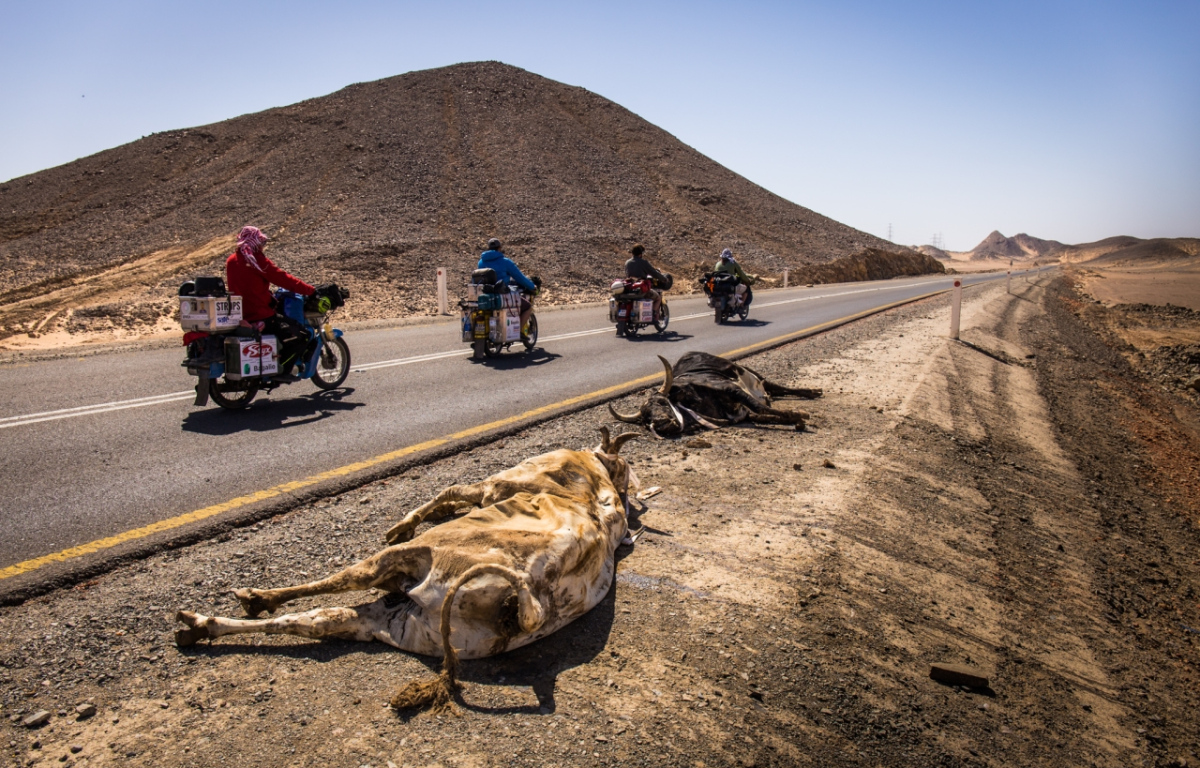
[2,0,1196,251]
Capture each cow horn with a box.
[608,403,642,424]
[608,431,639,456]
[598,425,612,453]
[657,355,674,395]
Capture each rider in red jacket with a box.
[226,226,314,322]
[225,226,315,371]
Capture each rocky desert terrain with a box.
[0,61,937,349]
[2,271,1198,768]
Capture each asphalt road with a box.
[0,269,1043,574]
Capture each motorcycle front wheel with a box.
[522,314,538,351]
[209,378,259,410]
[736,303,749,322]
[312,337,351,390]
[654,303,670,333]
[484,337,504,357]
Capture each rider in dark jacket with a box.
[623,244,665,318]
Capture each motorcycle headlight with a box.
[316,296,332,314]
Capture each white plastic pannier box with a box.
[636,300,654,323]
[504,307,522,342]
[180,295,243,332]
[224,335,279,380]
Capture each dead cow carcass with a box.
[610,351,822,436]
[174,428,639,711]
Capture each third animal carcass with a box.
[609,351,823,437]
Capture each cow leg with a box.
[233,544,430,617]
[763,381,824,400]
[747,407,810,429]
[385,484,490,544]
[176,599,392,647]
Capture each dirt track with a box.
[1,274,1198,767]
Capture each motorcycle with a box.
[608,275,671,337]
[460,269,540,360]
[701,272,749,324]
[180,278,351,410]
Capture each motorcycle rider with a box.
[623,244,666,320]
[477,238,537,334]
[225,225,315,373]
[713,248,756,310]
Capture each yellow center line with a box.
[0,374,661,582]
[0,287,949,583]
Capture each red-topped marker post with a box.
[951,279,962,339]
[436,267,448,315]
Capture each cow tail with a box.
[389,564,540,714]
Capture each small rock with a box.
[684,438,712,449]
[792,463,802,471]
[929,663,989,688]
[822,459,836,469]
[70,745,83,754]
[21,710,50,728]
[1188,377,1200,392]
[75,704,97,720]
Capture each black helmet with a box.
[487,238,502,251]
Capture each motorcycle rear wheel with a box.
[714,299,726,324]
[654,303,670,333]
[615,320,628,337]
[471,340,486,360]
[209,379,259,410]
[312,337,351,390]
[522,314,539,351]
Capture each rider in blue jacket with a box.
[478,238,537,332]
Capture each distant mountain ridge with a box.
[967,231,1065,261]
[1056,236,1200,266]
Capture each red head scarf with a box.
[236,226,269,274]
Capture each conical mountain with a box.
[0,61,899,332]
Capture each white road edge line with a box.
[0,393,196,429]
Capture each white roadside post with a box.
[950,279,962,340]
[783,268,789,288]
[436,267,448,315]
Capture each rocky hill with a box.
[0,61,913,342]
[967,230,1064,261]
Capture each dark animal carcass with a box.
[609,352,823,437]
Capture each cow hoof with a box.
[174,626,209,647]
[174,611,211,647]
[233,588,274,617]
[385,523,415,546]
